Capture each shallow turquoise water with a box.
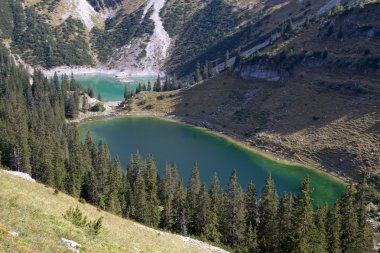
[79,117,345,206]
[75,74,154,101]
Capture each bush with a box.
[63,206,88,227]
[63,206,103,235]
[90,103,106,112]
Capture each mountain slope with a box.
[128,1,380,181]
[0,170,228,253]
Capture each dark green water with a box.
[79,117,345,206]
[75,74,154,101]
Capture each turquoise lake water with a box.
[75,74,154,101]
[79,116,345,206]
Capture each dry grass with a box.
[0,170,228,253]
[130,71,379,179]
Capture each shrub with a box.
[63,206,88,227]
[63,206,103,235]
[90,103,106,112]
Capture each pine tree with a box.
[291,176,314,253]
[105,156,123,215]
[195,61,201,83]
[206,173,222,242]
[147,80,152,91]
[340,185,358,253]
[186,161,201,234]
[355,173,373,253]
[144,154,160,227]
[327,203,342,253]
[277,192,294,253]
[97,93,102,101]
[244,222,258,253]
[312,204,328,253]
[245,181,258,229]
[160,163,178,229]
[87,86,94,98]
[224,50,230,69]
[124,86,129,100]
[203,61,209,81]
[258,173,278,253]
[195,183,210,237]
[223,169,245,248]
[172,180,187,234]
[132,167,147,223]
[154,75,161,92]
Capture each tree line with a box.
[0,45,374,252]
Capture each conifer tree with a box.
[340,185,358,253]
[291,176,314,253]
[195,61,201,83]
[154,75,161,92]
[277,192,294,253]
[172,180,187,234]
[203,61,209,81]
[160,164,178,229]
[132,167,147,223]
[105,156,123,215]
[312,204,328,253]
[245,181,258,229]
[327,203,342,253]
[355,173,374,253]
[223,169,245,248]
[144,154,160,227]
[258,173,278,253]
[186,161,201,234]
[206,173,222,242]
[224,50,230,69]
[87,86,94,98]
[244,222,258,253]
[195,183,210,237]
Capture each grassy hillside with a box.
[0,170,228,253]
[130,71,379,181]
[128,2,380,181]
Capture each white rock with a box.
[61,238,81,253]
[3,170,36,182]
[8,231,19,237]
[140,0,171,72]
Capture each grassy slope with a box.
[0,171,227,253]
[129,3,380,180]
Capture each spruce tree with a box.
[195,61,201,83]
[144,154,160,227]
[207,173,222,242]
[355,173,374,253]
[105,156,123,215]
[340,185,358,253]
[277,192,294,253]
[223,169,245,248]
[160,164,178,229]
[258,173,278,253]
[327,203,342,253]
[203,61,209,81]
[172,180,187,234]
[195,183,210,237]
[244,222,258,253]
[312,204,328,253]
[245,181,258,229]
[186,161,201,234]
[291,176,314,253]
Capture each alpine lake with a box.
[76,75,345,206]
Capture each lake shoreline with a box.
[73,108,349,186]
[40,66,157,82]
